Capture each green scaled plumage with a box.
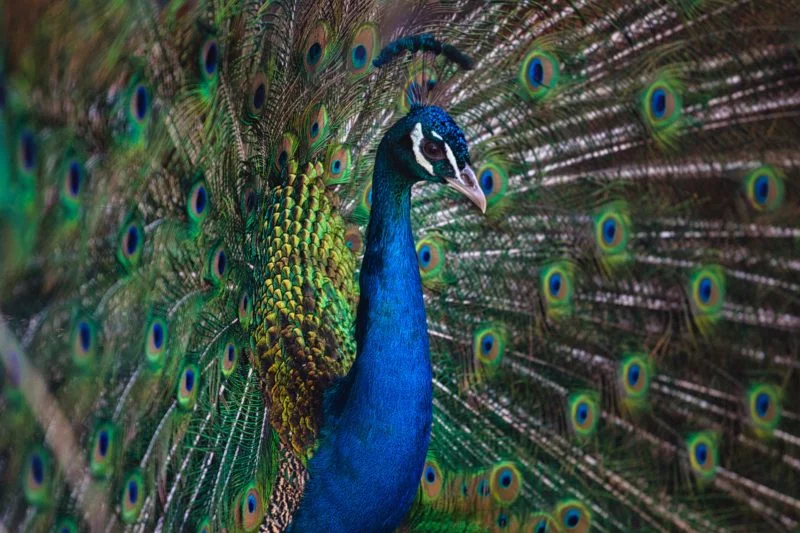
[1,0,800,532]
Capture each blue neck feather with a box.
[288,138,432,532]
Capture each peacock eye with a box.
[422,139,445,161]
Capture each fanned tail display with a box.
[1,1,799,532]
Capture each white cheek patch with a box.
[443,141,461,178]
[411,122,434,176]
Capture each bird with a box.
[0,0,798,532]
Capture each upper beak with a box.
[445,165,486,214]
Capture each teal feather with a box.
[1,1,799,532]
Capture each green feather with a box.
[1,1,799,532]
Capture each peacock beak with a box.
[445,165,486,213]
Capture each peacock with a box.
[1,0,799,531]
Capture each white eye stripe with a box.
[431,131,443,140]
[443,141,461,179]
[411,122,434,175]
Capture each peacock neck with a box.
[354,139,432,379]
[290,139,433,532]
[344,137,433,529]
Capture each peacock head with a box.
[383,105,486,213]
[373,35,484,212]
